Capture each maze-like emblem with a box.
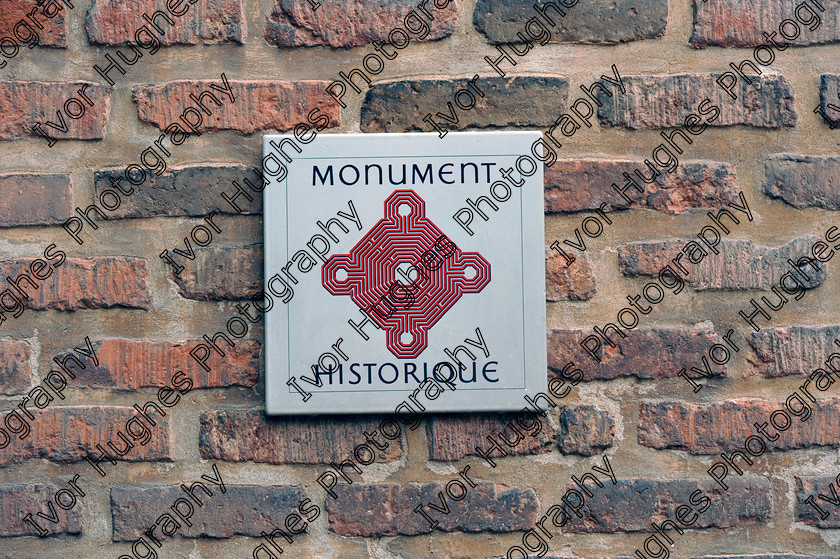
[322,190,490,358]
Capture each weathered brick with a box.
[0,173,72,227]
[618,237,826,290]
[133,80,339,134]
[426,413,553,461]
[764,154,840,209]
[266,0,457,47]
[0,484,83,536]
[795,475,840,528]
[199,410,404,463]
[474,0,667,44]
[691,0,840,47]
[86,0,244,46]
[111,484,307,540]
[638,399,840,454]
[172,245,261,301]
[0,81,111,140]
[819,74,840,126]
[598,74,796,129]
[696,555,834,559]
[544,159,740,214]
[547,328,728,380]
[564,477,771,532]
[61,338,258,389]
[748,326,840,378]
[0,0,66,49]
[94,165,262,218]
[558,405,615,455]
[546,251,595,301]
[0,406,173,466]
[0,339,31,395]
[362,77,569,133]
[0,257,149,311]
[327,482,539,536]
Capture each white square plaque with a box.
[264,131,546,415]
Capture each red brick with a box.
[63,338,258,389]
[0,173,72,227]
[764,154,840,209]
[638,399,840,454]
[111,484,307,540]
[173,246,261,301]
[426,413,554,461]
[0,257,149,311]
[546,252,595,301]
[0,81,112,141]
[326,482,539,536]
[748,326,840,378]
[598,74,796,129]
[265,0,457,48]
[0,0,66,49]
[0,339,31,395]
[133,80,339,134]
[564,477,771,532]
[544,159,739,213]
[0,484,83,536]
[547,328,728,380]
[618,237,826,290]
[795,476,840,528]
[86,0,244,45]
[558,405,615,455]
[0,406,173,466]
[199,409,404,463]
[691,0,840,47]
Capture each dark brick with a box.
[426,413,554,461]
[795,476,840,528]
[764,154,840,209]
[199,410,404,464]
[748,326,840,378]
[546,251,595,301]
[172,245,261,301]
[0,0,66,50]
[598,74,796,129]
[474,0,667,44]
[819,74,840,127]
[638,399,840,454]
[0,174,72,227]
[0,484,83,536]
[0,339,31,395]
[558,405,615,455]
[362,76,569,133]
[618,237,826,290]
[327,482,539,536]
[544,159,740,214]
[547,328,728,380]
[266,0,457,48]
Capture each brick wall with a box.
[1,0,839,557]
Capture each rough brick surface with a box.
[133,80,339,134]
[0,82,111,140]
[199,410,404,463]
[618,237,826,290]
[62,338,259,389]
[696,555,834,559]
[474,0,667,44]
[111,484,307,540]
[0,484,83,536]
[327,482,539,536]
[547,328,728,380]
[638,399,840,454]
[426,413,554,461]
[94,165,262,218]
[362,77,569,133]
[820,74,840,126]
[0,173,72,227]
[0,339,31,395]
[748,326,840,378]
[557,405,615,455]
[0,0,66,49]
[546,251,595,301]
[564,477,771,532]
[795,476,840,528]
[0,406,173,465]
[266,0,457,47]
[764,154,840,209]
[598,74,796,129]
[691,0,840,47]
[172,245,262,301]
[86,0,244,45]
[0,257,149,311]
[544,159,740,214]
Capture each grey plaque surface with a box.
[264,131,546,415]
